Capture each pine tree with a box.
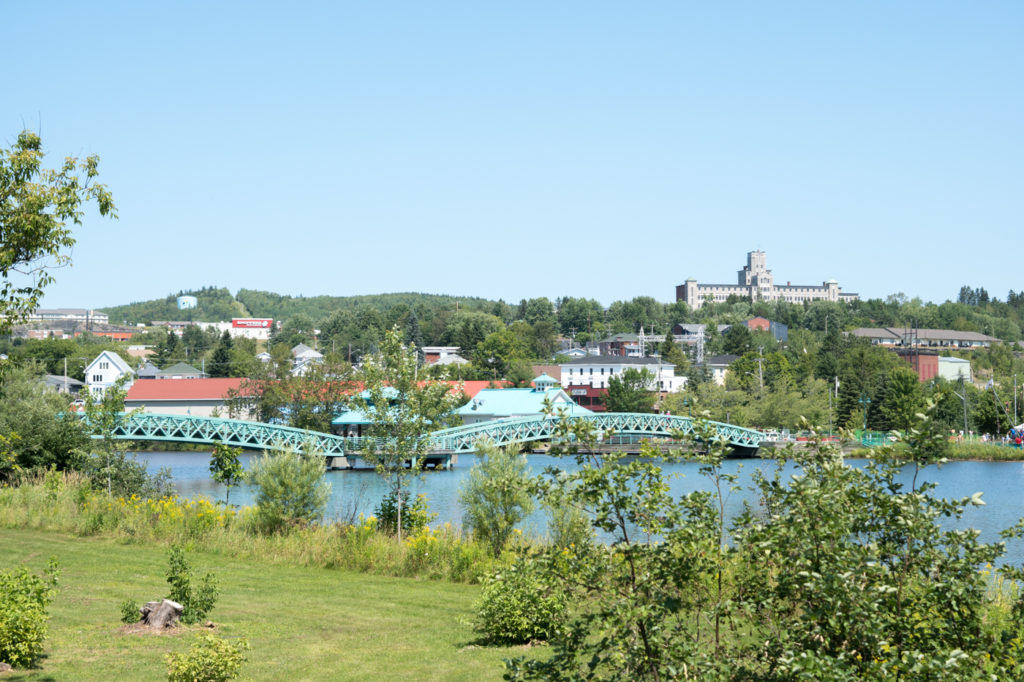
[208,331,233,377]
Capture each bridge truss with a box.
[108,412,764,454]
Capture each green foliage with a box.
[247,445,330,533]
[542,486,592,550]
[166,546,219,626]
[658,331,689,374]
[0,130,116,332]
[206,330,233,378]
[0,362,89,478]
[444,311,505,352]
[208,442,244,505]
[0,557,59,669]
[505,408,1024,679]
[374,490,436,537]
[604,367,656,413]
[358,327,463,541]
[102,286,245,327]
[119,598,139,624]
[231,357,355,433]
[82,450,174,500]
[474,556,567,645]
[459,442,535,558]
[165,633,248,682]
[473,329,529,378]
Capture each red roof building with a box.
[124,378,250,418]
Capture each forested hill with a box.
[234,290,497,321]
[99,288,500,325]
[100,287,248,324]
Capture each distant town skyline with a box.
[6,2,1022,310]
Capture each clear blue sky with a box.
[6,2,1022,310]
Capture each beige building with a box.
[677,251,858,310]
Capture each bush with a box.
[247,445,330,533]
[459,442,535,558]
[165,633,248,682]
[474,556,567,645]
[0,558,59,669]
[83,450,174,499]
[167,546,218,625]
[375,490,435,536]
[0,363,89,479]
[119,598,139,624]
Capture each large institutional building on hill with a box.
[676,250,858,310]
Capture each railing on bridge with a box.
[427,413,764,452]
[108,412,350,455]
[105,411,765,456]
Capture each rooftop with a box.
[560,356,676,367]
[456,386,592,418]
[125,378,249,401]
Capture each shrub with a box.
[165,633,248,682]
[209,442,244,505]
[375,490,435,536]
[119,598,139,624]
[167,546,218,625]
[474,556,567,645]
[0,557,59,669]
[247,445,330,533]
[459,442,535,558]
[543,483,592,550]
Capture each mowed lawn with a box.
[0,528,527,680]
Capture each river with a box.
[137,451,1024,566]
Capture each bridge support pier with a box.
[325,456,350,470]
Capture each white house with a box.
[559,356,686,411]
[706,354,740,386]
[84,350,134,396]
[291,343,324,376]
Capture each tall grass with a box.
[948,441,1024,461]
[845,442,1024,462]
[0,471,504,583]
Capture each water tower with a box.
[177,295,198,324]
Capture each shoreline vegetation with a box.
[0,471,505,584]
[839,440,1024,462]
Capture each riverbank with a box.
[0,527,523,680]
[0,472,505,584]
[841,441,1024,462]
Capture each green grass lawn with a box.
[0,528,528,680]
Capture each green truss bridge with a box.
[106,412,765,468]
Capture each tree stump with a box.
[139,599,183,628]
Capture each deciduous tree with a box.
[0,130,116,332]
[358,327,463,541]
[605,367,656,413]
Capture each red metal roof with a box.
[125,378,249,401]
[458,381,505,399]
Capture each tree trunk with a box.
[396,478,403,544]
[139,599,183,628]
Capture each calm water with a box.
[136,451,1024,566]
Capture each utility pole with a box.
[952,376,969,439]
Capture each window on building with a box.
[92,374,102,382]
